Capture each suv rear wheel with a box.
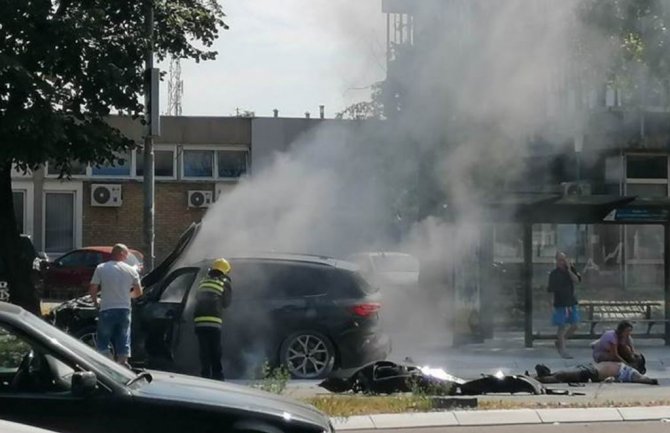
[279,331,335,379]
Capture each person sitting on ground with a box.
[592,320,640,366]
[533,362,657,385]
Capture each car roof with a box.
[0,301,23,315]
[195,252,359,272]
[78,246,143,256]
[352,251,416,258]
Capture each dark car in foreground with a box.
[0,302,333,433]
[48,224,389,379]
[0,419,60,433]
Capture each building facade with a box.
[11,115,331,262]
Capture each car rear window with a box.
[372,254,420,273]
[330,269,379,297]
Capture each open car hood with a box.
[141,223,200,288]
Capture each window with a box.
[331,269,378,296]
[46,159,87,176]
[91,152,131,176]
[159,268,198,303]
[0,325,75,394]
[494,224,523,259]
[280,266,329,298]
[44,192,75,252]
[12,191,24,234]
[217,150,248,178]
[532,224,557,258]
[627,226,663,260]
[136,149,176,178]
[183,150,214,178]
[626,155,667,179]
[0,327,31,371]
[57,251,88,267]
[626,183,668,197]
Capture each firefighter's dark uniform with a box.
[193,272,231,380]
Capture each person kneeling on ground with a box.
[592,320,642,368]
[533,362,657,385]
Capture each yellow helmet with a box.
[211,258,231,275]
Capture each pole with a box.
[523,223,533,348]
[143,0,156,271]
[664,224,670,345]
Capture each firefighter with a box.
[193,258,232,380]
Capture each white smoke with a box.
[184,0,625,364]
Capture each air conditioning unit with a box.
[188,190,213,208]
[91,184,122,207]
[561,182,591,196]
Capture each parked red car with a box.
[41,247,144,299]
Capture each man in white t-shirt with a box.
[89,244,142,365]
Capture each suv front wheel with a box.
[279,331,335,380]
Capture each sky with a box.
[159,0,387,119]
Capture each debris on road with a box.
[319,361,585,396]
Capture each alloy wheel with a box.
[284,333,333,379]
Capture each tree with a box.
[578,0,670,105]
[336,81,385,120]
[0,0,226,314]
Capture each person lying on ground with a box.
[533,362,657,385]
[592,320,639,365]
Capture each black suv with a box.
[0,235,45,302]
[47,225,390,379]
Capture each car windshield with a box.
[21,312,136,386]
[371,254,420,273]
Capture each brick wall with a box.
[83,181,219,263]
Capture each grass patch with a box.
[477,399,670,410]
[304,395,433,417]
[302,395,670,418]
[252,361,290,395]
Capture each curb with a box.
[331,406,670,430]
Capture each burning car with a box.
[47,224,390,379]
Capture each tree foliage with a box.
[336,82,385,120]
[0,0,226,312]
[578,0,670,104]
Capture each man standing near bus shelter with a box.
[548,251,582,359]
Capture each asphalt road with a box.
[346,421,670,433]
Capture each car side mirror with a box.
[71,371,98,397]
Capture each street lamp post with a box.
[143,0,159,271]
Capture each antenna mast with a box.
[166,56,183,115]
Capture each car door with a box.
[44,251,89,296]
[0,323,121,433]
[136,267,200,370]
[271,264,328,331]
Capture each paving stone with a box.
[371,412,458,428]
[454,409,542,426]
[618,406,670,421]
[330,415,375,431]
[537,408,622,423]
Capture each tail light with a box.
[350,303,381,318]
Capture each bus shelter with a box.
[484,194,670,347]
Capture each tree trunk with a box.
[0,163,40,315]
